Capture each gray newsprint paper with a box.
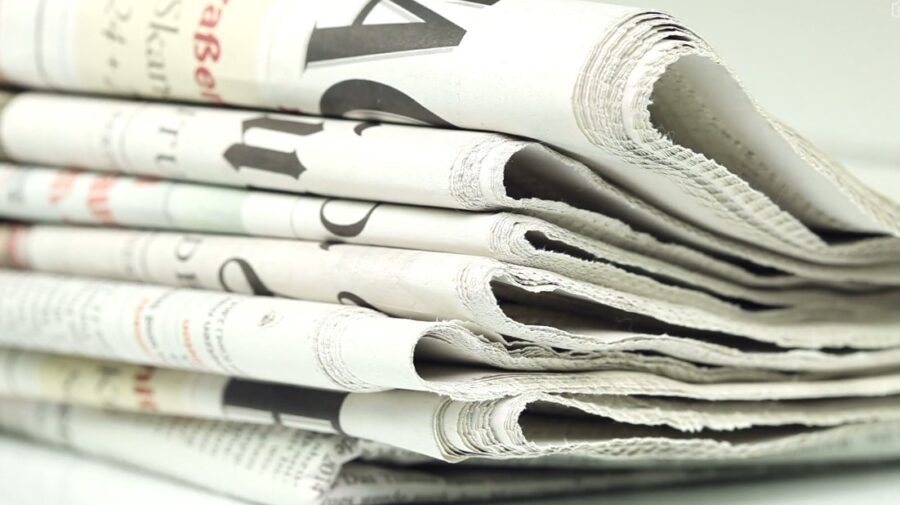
[2,172,900,351]
[7,350,900,464]
[3,225,900,376]
[0,435,252,505]
[0,0,898,267]
[0,0,898,498]
[6,269,900,403]
[0,92,897,288]
[0,399,761,505]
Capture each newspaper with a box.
[0,436,651,505]
[0,399,362,505]
[0,163,827,295]
[3,225,900,376]
[0,400,771,505]
[0,264,896,395]
[0,0,898,491]
[3,168,900,351]
[6,272,900,403]
[9,349,900,464]
[1,92,899,289]
[0,0,898,263]
[0,435,253,505]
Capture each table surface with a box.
[490,463,900,504]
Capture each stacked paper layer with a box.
[0,1,898,504]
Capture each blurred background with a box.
[614,0,900,200]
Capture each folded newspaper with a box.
[0,0,898,504]
[1,402,793,505]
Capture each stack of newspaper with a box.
[0,1,899,504]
